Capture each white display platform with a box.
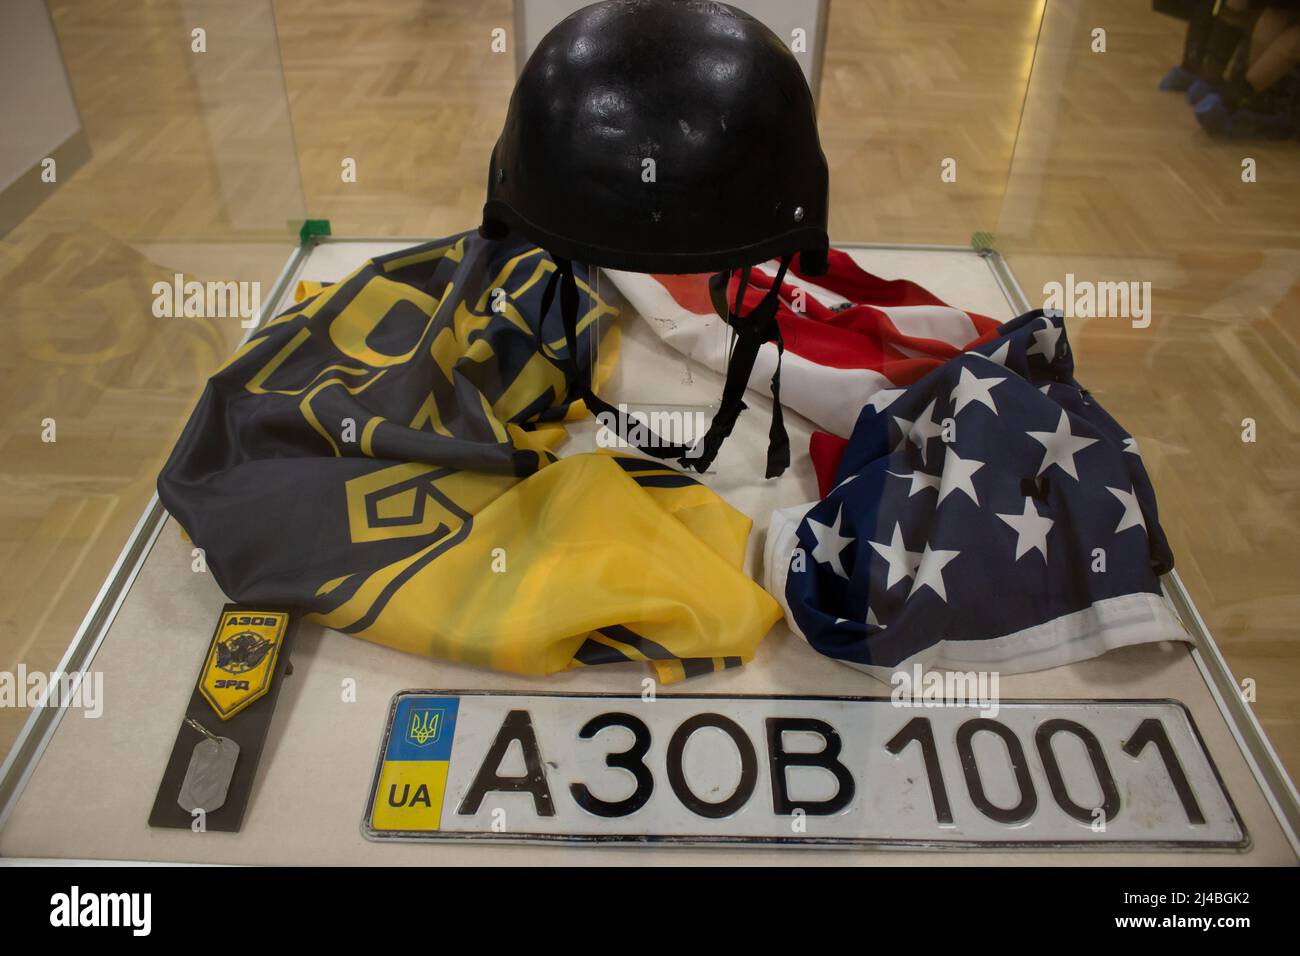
[1,239,1295,865]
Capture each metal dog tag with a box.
[177,718,240,814]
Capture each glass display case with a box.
[0,0,1295,870]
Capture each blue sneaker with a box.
[1195,94,1295,138]
[1159,65,1198,91]
[1187,78,1219,104]
[1193,94,1232,134]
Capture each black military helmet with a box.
[482,0,830,476]
[482,0,828,276]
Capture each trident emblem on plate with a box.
[406,708,443,746]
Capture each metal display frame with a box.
[982,247,1300,857]
[0,239,310,831]
[1,236,1296,861]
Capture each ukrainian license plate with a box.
[362,692,1245,849]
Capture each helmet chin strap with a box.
[701,255,792,479]
[541,254,792,479]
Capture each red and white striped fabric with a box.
[605,248,1004,442]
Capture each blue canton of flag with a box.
[766,309,1185,679]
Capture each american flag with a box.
[605,248,1004,440]
[765,309,1187,679]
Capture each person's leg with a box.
[1184,0,1221,68]
[1186,0,1260,100]
[1194,17,1299,137]
[1163,0,1224,89]
[1245,18,1300,87]
[1164,0,1222,87]
[1214,17,1300,108]
[1247,6,1296,66]
[1197,0,1257,81]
